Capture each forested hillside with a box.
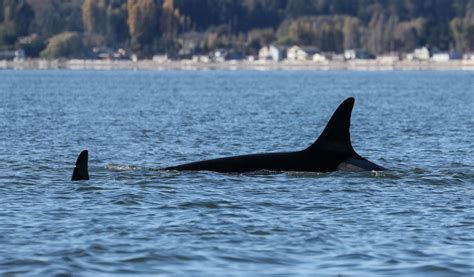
[1,0,473,58]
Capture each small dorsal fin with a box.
[306,97,358,155]
[71,150,89,181]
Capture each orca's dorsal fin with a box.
[71,150,89,181]
[306,97,358,155]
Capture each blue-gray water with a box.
[0,70,473,276]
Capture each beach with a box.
[2,58,474,70]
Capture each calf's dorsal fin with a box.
[306,97,358,156]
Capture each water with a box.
[0,70,473,276]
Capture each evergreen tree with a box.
[82,0,107,35]
[0,0,33,46]
[127,0,158,53]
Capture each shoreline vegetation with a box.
[2,58,474,71]
[1,1,474,67]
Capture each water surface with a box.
[0,70,473,276]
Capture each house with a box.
[177,32,207,57]
[344,49,372,60]
[376,53,400,64]
[18,33,39,45]
[312,53,327,63]
[112,48,128,60]
[286,46,319,61]
[258,45,287,61]
[152,55,169,63]
[225,49,244,61]
[211,49,244,62]
[0,49,25,60]
[92,47,129,60]
[463,53,474,60]
[212,49,226,62]
[0,50,15,60]
[411,47,431,61]
[93,46,114,60]
[431,52,462,62]
[192,55,210,63]
[269,45,286,61]
[331,53,346,62]
[14,49,25,61]
[258,46,270,60]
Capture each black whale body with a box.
[71,97,384,181]
[165,97,384,173]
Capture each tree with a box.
[82,0,107,34]
[127,0,158,52]
[393,18,426,52]
[40,32,84,58]
[0,22,16,45]
[26,0,83,37]
[2,0,474,57]
[161,0,178,40]
[450,17,474,51]
[342,17,362,50]
[0,0,34,45]
[106,0,129,45]
[366,10,386,54]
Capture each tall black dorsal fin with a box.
[306,97,357,155]
[71,150,89,181]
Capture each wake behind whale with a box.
[71,97,385,181]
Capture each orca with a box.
[71,150,89,181]
[70,97,385,180]
[166,97,385,173]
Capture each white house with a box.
[269,45,286,61]
[312,53,327,62]
[376,53,400,64]
[463,53,474,60]
[192,55,210,63]
[13,49,25,61]
[412,47,430,61]
[286,46,319,61]
[258,46,270,60]
[344,49,372,60]
[432,53,449,62]
[431,52,462,62]
[259,45,287,61]
[152,55,169,63]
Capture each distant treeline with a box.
[1,0,473,58]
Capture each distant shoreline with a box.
[1,59,474,71]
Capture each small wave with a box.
[120,253,207,264]
[219,254,296,265]
[75,186,106,192]
[387,209,423,216]
[111,193,144,205]
[287,171,326,177]
[0,258,49,267]
[105,164,144,171]
[412,264,468,276]
[369,170,402,179]
[35,267,75,277]
[179,201,221,209]
[334,253,374,261]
